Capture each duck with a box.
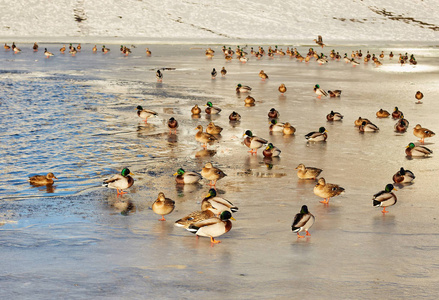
[236,84,252,93]
[326,110,343,121]
[92,45,97,52]
[415,91,423,104]
[191,104,201,115]
[295,164,322,180]
[102,167,134,195]
[145,48,152,56]
[77,44,81,51]
[314,84,328,98]
[152,192,175,221]
[174,168,202,184]
[413,124,435,144]
[305,127,327,142]
[201,162,227,186]
[394,115,409,133]
[102,45,110,53]
[328,90,342,97]
[60,45,66,53]
[268,108,280,119]
[244,95,255,105]
[201,189,238,216]
[12,43,21,53]
[70,47,77,56]
[392,107,403,119]
[359,121,379,132]
[33,42,38,51]
[350,58,360,66]
[195,125,217,148]
[278,84,287,95]
[354,117,371,127]
[205,101,221,114]
[28,173,58,186]
[167,117,178,134]
[211,68,217,79]
[314,35,325,48]
[376,109,390,118]
[156,70,163,82]
[373,184,397,214]
[405,142,433,157]
[392,167,415,184]
[263,143,281,157]
[239,56,248,63]
[283,122,296,135]
[175,209,216,229]
[314,177,345,204]
[229,111,241,121]
[44,48,54,58]
[243,130,268,154]
[269,119,285,132]
[186,210,233,244]
[136,105,158,123]
[220,67,227,77]
[291,205,315,238]
[206,122,223,135]
[259,70,269,80]
[4,43,10,50]
[343,53,350,63]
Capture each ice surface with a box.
[1,43,439,299]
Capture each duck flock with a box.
[17,37,434,246]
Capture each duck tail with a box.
[291,226,300,232]
[231,207,238,213]
[187,225,200,234]
[102,180,109,187]
[373,200,381,207]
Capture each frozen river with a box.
[1,43,439,299]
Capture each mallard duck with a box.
[268,108,280,119]
[12,43,21,53]
[350,58,360,66]
[195,125,217,148]
[174,168,202,184]
[413,124,435,144]
[152,192,175,221]
[145,48,152,56]
[92,45,97,52]
[243,130,268,154]
[220,67,227,77]
[343,53,350,63]
[167,117,178,134]
[376,109,390,118]
[102,167,134,195]
[206,122,223,135]
[392,107,402,119]
[186,210,233,244]
[259,70,269,80]
[60,45,66,53]
[263,143,281,157]
[201,162,227,186]
[229,111,241,121]
[305,127,327,142]
[156,70,163,82]
[328,90,342,97]
[239,56,248,63]
[244,95,255,105]
[354,117,371,127]
[314,84,328,98]
[191,104,201,115]
[102,45,110,53]
[4,43,10,50]
[70,47,77,56]
[389,52,394,59]
[393,167,415,184]
[211,68,217,79]
[373,184,397,214]
[283,122,296,135]
[314,177,345,204]
[269,119,285,132]
[291,205,315,238]
[394,115,409,133]
[314,35,325,48]
[415,91,423,104]
[77,44,81,51]
[405,142,433,157]
[278,84,287,94]
[295,164,322,180]
[29,173,58,185]
[236,84,252,93]
[33,42,38,51]
[205,101,221,114]
[136,105,158,123]
[359,121,379,132]
[44,48,54,58]
[175,209,216,229]
[326,111,343,121]
[201,189,238,215]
